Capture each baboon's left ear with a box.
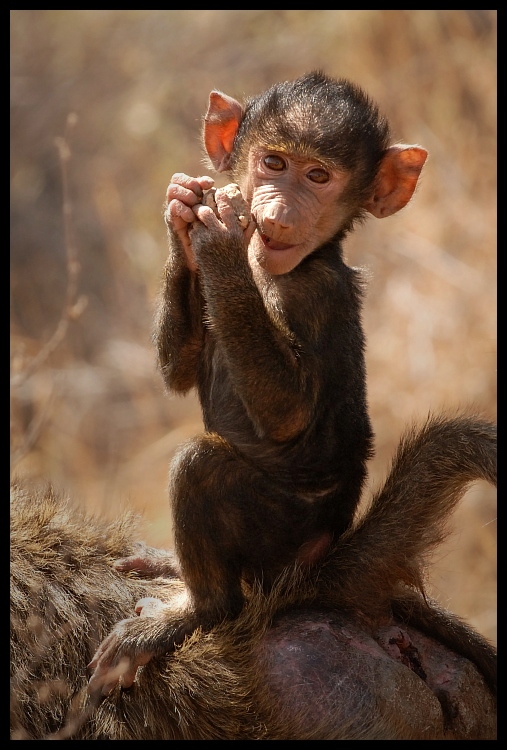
[204,91,244,173]
[364,145,428,218]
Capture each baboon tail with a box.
[317,412,496,694]
[323,412,496,616]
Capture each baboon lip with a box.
[260,233,295,252]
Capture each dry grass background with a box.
[10,11,496,644]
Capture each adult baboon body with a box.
[11,413,497,740]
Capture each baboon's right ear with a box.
[203,91,244,172]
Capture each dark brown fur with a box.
[10,412,496,739]
[161,74,427,627]
[83,73,483,708]
[87,75,430,688]
[157,77,407,616]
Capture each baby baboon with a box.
[12,412,496,739]
[89,71,430,692]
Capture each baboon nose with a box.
[262,203,293,230]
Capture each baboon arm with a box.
[189,212,319,441]
[155,241,205,394]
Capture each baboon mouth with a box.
[260,233,295,252]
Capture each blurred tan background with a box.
[10,11,496,643]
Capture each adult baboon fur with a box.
[11,413,496,740]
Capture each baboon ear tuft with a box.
[204,91,244,172]
[365,145,428,218]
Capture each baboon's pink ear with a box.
[204,91,244,173]
[364,145,428,218]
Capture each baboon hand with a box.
[87,603,191,697]
[113,544,181,579]
[164,173,215,271]
[201,184,253,230]
[87,616,157,696]
[192,186,256,250]
[135,597,166,616]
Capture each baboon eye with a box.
[307,168,330,184]
[263,155,286,171]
